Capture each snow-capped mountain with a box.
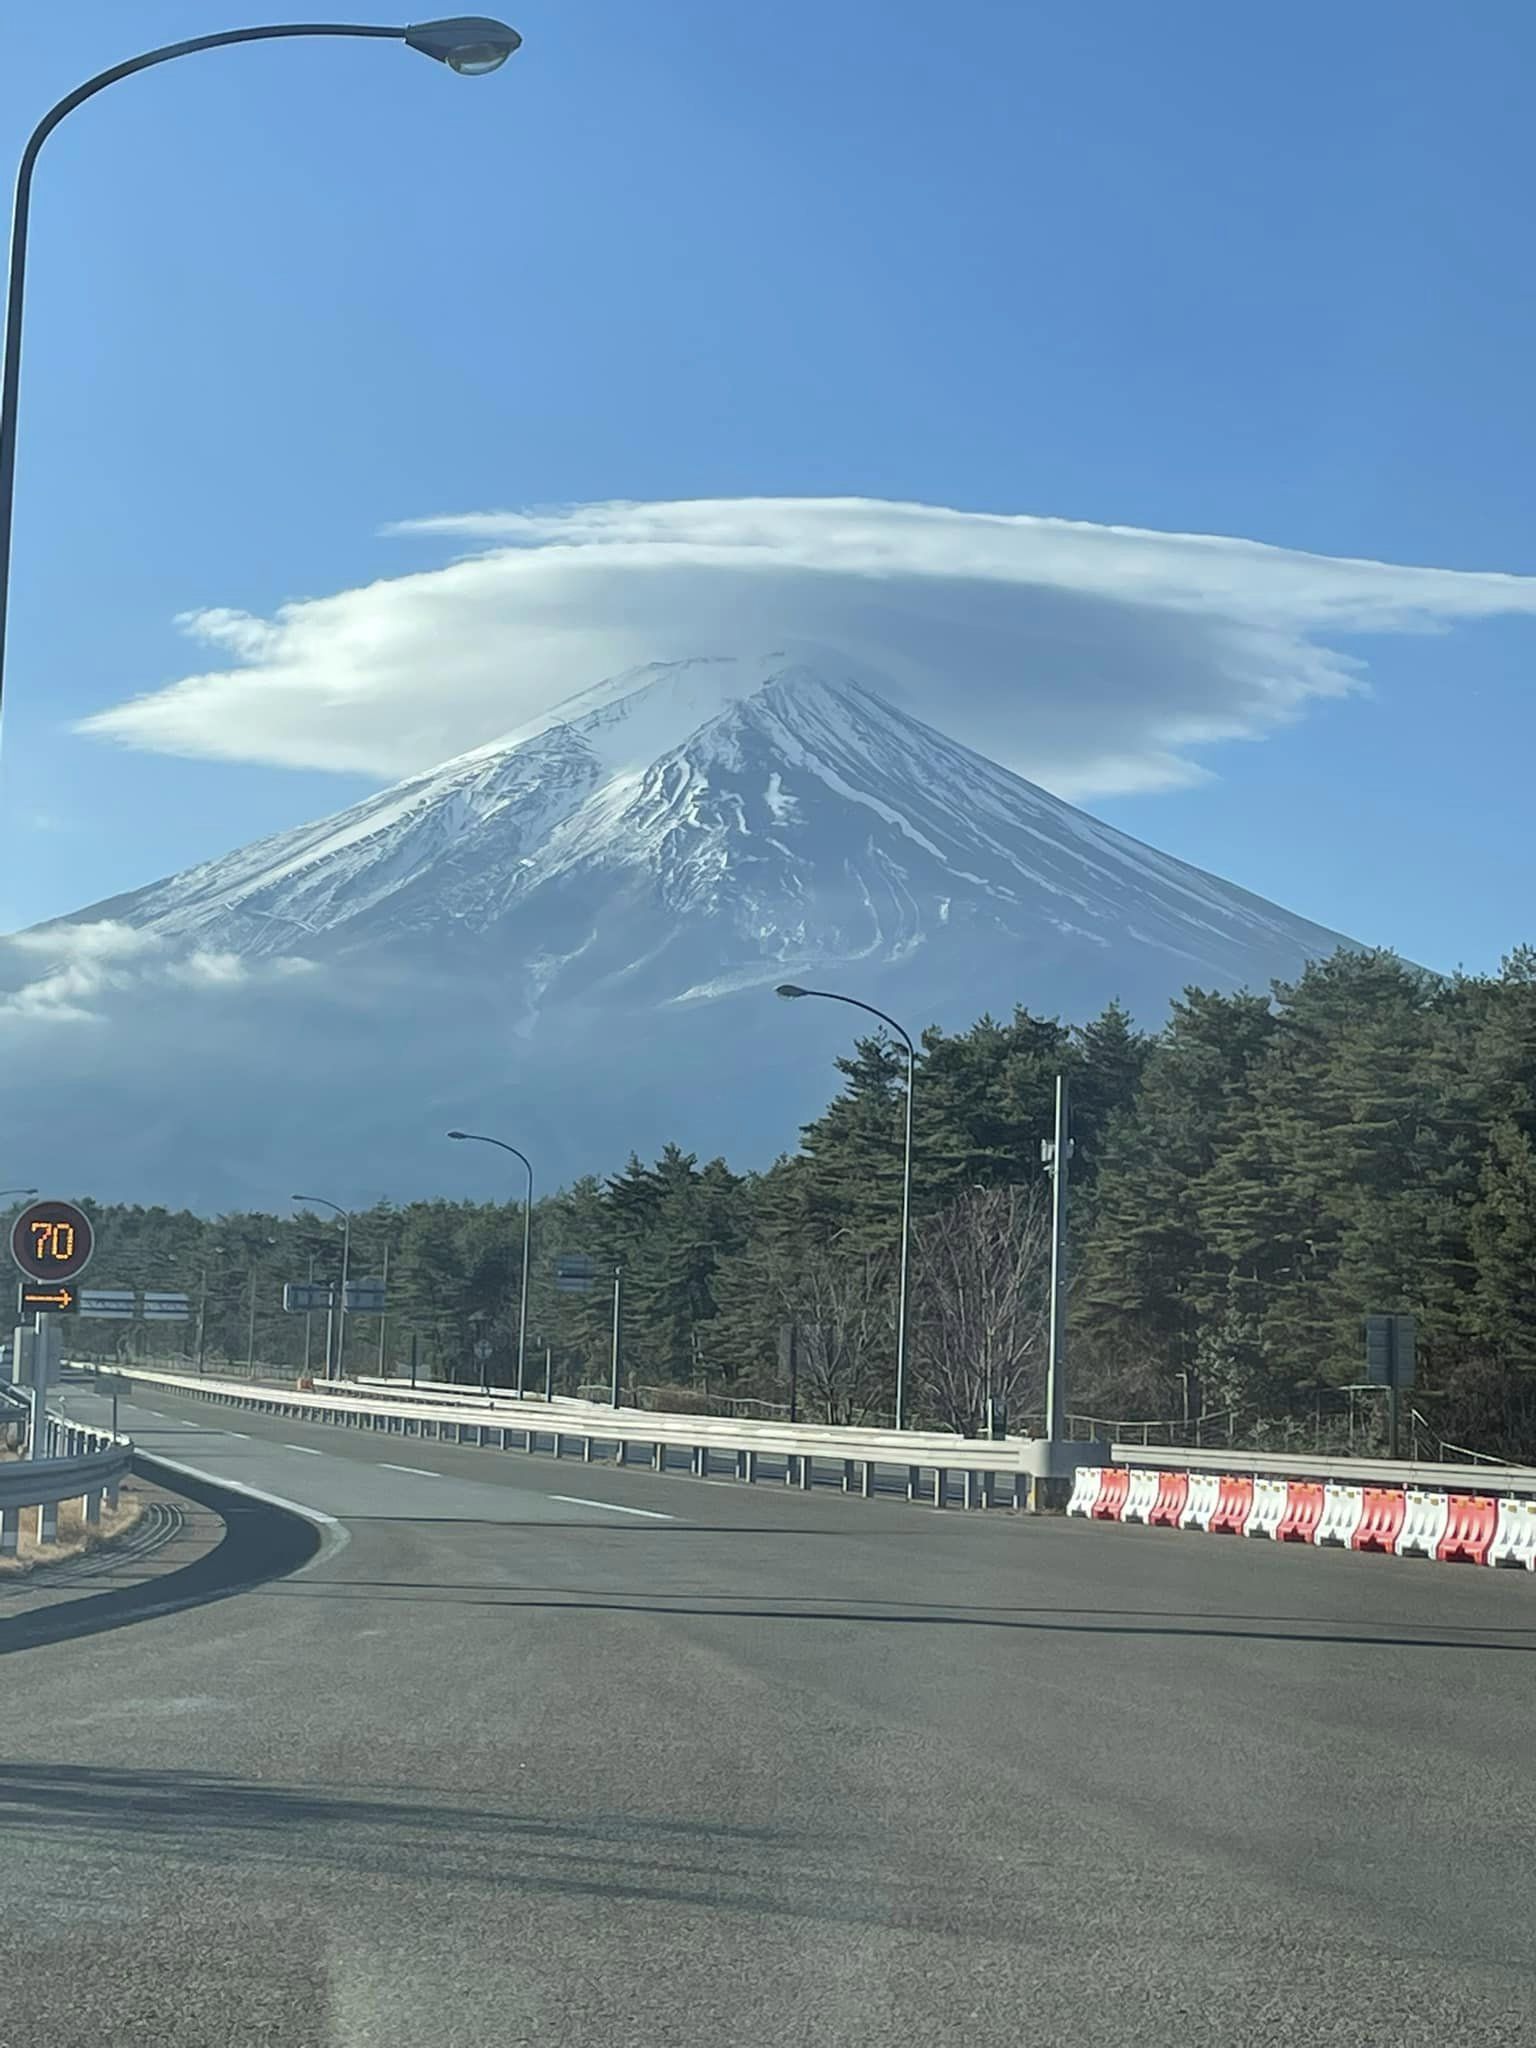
[3,654,1355,1205]
[61,653,1348,1010]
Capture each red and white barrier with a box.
[1092,1468,1131,1521]
[1065,1466,1104,1518]
[1147,1470,1189,1527]
[1245,1476,1288,1539]
[1121,1468,1160,1524]
[1396,1490,1450,1558]
[1314,1483,1365,1549]
[1070,1463,1534,1577]
[1490,1497,1536,1571]
[1208,1474,1255,1536]
[1276,1482,1325,1545]
[1352,1487,1407,1554]
[1180,1472,1221,1531]
[1436,1493,1499,1566]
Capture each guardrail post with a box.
[965,1471,983,1511]
[652,1442,665,1473]
[906,1465,920,1502]
[618,1441,629,1467]
[735,1449,748,1482]
[1,1506,18,1555]
[783,1453,797,1487]
[690,1445,704,1477]
[553,1433,564,1460]
[745,1449,758,1483]
[583,1436,594,1463]
[861,1461,875,1499]
[36,1500,58,1545]
[932,1468,945,1509]
[798,1455,813,1491]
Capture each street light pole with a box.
[446,1132,533,1398]
[776,984,917,1430]
[0,16,521,741]
[292,1195,350,1380]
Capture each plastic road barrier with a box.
[1351,1487,1408,1554]
[1208,1474,1256,1536]
[1313,1483,1365,1548]
[1244,1476,1289,1539]
[1066,1466,1105,1518]
[1276,1481,1326,1545]
[1148,1470,1190,1527]
[1121,1469,1160,1524]
[1180,1471,1222,1532]
[1489,1496,1536,1570]
[1436,1493,1499,1566]
[1091,1467,1130,1521]
[1395,1489,1450,1559]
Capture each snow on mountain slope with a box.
[1,653,1363,1204]
[56,652,1350,1022]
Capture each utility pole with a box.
[377,1240,390,1377]
[1041,1073,1074,1445]
[544,1345,553,1402]
[610,1264,623,1408]
[302,1252,315,1376]
[245,1268,257,1372]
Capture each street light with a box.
[447,1131,532,1398]
[775,983,917,1431]
[292,1195,351,1380]
[0,1187,37,1203]
[0,16,522,736]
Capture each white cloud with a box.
[75,496,1536,800]
[0,922,314,1024]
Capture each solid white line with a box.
[379,1462,438,1478]
[133,1450,349,1572]
[549,1494,673,1521]
[284,1444,324,1456]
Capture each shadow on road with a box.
[0,1455,322,1659]
[259,1575,1536,1654]
[0,1762,983,1933]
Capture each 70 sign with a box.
[9,1199,94,1284]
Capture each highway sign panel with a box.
[283,1282,333,1313]
[17,1282,80,1316]
[79,1287,135,1320]
[1364,1312,1416,1389]
[344,1279,387,1314]
[10,1198,94,1284]
[142,1291,191,1322]
[554,1253,595,1293]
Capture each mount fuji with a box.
[3,654,1354,1205]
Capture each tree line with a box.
[34,944,1536,1458]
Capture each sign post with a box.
[10,1201,94,1460]
[1365,1313,1416,1458]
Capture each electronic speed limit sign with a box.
[10,1198,95,1285]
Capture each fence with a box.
[0,1413,131,1557]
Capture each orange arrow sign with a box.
[21,1286,73,1309]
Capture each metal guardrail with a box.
[0,1415,131,1555]
[81,1364,1087,1508]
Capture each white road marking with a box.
[379,1463,438,1478]
[550,1494,673,1521]
[222,1431,251,1441]
[284,1444,324,1455]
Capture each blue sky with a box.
[1,0,1533,972]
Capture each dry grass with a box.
[0,1484,143,1576]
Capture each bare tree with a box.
[910,1184,1052,1435]
[756,1236,894,1425]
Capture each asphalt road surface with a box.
[4,1377,1535,2046]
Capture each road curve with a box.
[3,1376,1533,2046]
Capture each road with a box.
[3,1376,1534,2046]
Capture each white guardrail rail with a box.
[79,1364,1092,1509]
[0,1412,131,1556]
